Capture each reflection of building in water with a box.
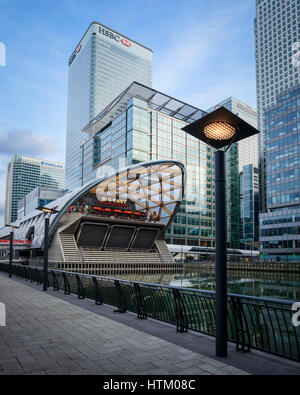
[168,244,259,263]
[0,161,184,274]
[179,268,300,300]
[109,272,181,285]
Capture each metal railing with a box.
[0,262,299,362]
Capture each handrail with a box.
[0,262,299,362]
[1,261,295,305]
[45,266,296,306]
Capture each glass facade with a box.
[207,97,259,247]
[5,155,65,224]
[80,89,240,248]
[260,84,300,261]
[255,0,300,211]
[207,97,258,172]
[240,164,259,243]
[65,22,152,191]
[17,186,66,220]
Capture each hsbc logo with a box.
[69,43,82,66]
[98,26,131,48]
[121,39,131,47]
[69,26,132,67]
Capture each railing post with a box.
[35,268,42,285]
[231,296,250,353]
[28,268,34,283]
[62,272,71,295]
[92,277,103,305]
[114,280,127,313]
[172,288,188,333]
[52,271,59,291]
[134,283,147,319]
[75,274,85,299]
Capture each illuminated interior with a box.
[203,122,236,141]
[72,161,184,225]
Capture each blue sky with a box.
[0,0,256,226]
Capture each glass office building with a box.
[17,186,66,220]
[207,97,258,171]
[259,84,300,262]
[255,0,300,211]
[207,97,259,247]
[240,164,259,244]
[5,155,65,224]
[66,22,152,191]
[80,82,240,248]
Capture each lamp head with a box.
[182,106,259,150]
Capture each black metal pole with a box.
[9,230,13,278]
[214,150,227,357]
[43,216,49,291]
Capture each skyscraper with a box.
[240,164,259,244]
[255,0,300,262]
[65,22,152,191]
[207,97,258,171]
[79,82,240,249]
[207,97,259,247]
[5,155,65,224]
[255,0,300,210]
[259,84,300,262]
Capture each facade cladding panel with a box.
[207,97,259,246]
[255,0,300,211]
[260,84,300,262]
[18,186,66,220]
[5,156,65,224]
[81,96,240,249]
[240,164,259,243]
[207,97,259,172]
[66,22,152,191]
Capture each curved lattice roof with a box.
[0,160,185,249]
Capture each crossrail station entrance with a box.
[0,161,185,275]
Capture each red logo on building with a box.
[121,39,131,47]
[76,44,82,53]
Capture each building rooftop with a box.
[82,81,207,135]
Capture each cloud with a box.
[0,128,56,157]
[153,2,256,108]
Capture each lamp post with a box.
[182,107,259,357]
[5,224,19,278]
[36,207,59,291]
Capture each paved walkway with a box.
[0,274,250,375]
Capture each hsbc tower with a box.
[65,22,152,190]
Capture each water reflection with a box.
[111,268,300,301]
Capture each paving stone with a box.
[27,370,47,375]
[57,359,80,372]
[0,274,251,376]
[46,368,67,375]
[2,362,24,374]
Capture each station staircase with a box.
[155,240,175,265]
[58,220,81,262]
[51,214,175,267]
[80,248,163,266]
